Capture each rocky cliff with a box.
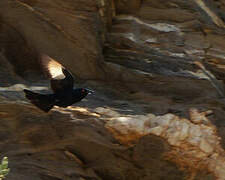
[1,0,225,179]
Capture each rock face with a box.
[0,0,105,79]
[1,0,225,180]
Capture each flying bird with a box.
[24,54,93,112]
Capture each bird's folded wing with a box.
[40,54,74,93]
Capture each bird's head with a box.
[80,88,94,95]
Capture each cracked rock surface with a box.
[1,0,225,180]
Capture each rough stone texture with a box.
[0,0,105,79]
[1,0,225,180]
[0,100,188,180]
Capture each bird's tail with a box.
[23,89,55,112]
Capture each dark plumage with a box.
[24,54,93,112]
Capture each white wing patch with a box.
[41,54,65,79]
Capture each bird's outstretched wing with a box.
[40,54,74,93]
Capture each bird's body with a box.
[53,88,89,107]
[24,54,93,112]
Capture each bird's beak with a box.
[88,89,94,94]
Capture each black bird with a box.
[24,54,93,112]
